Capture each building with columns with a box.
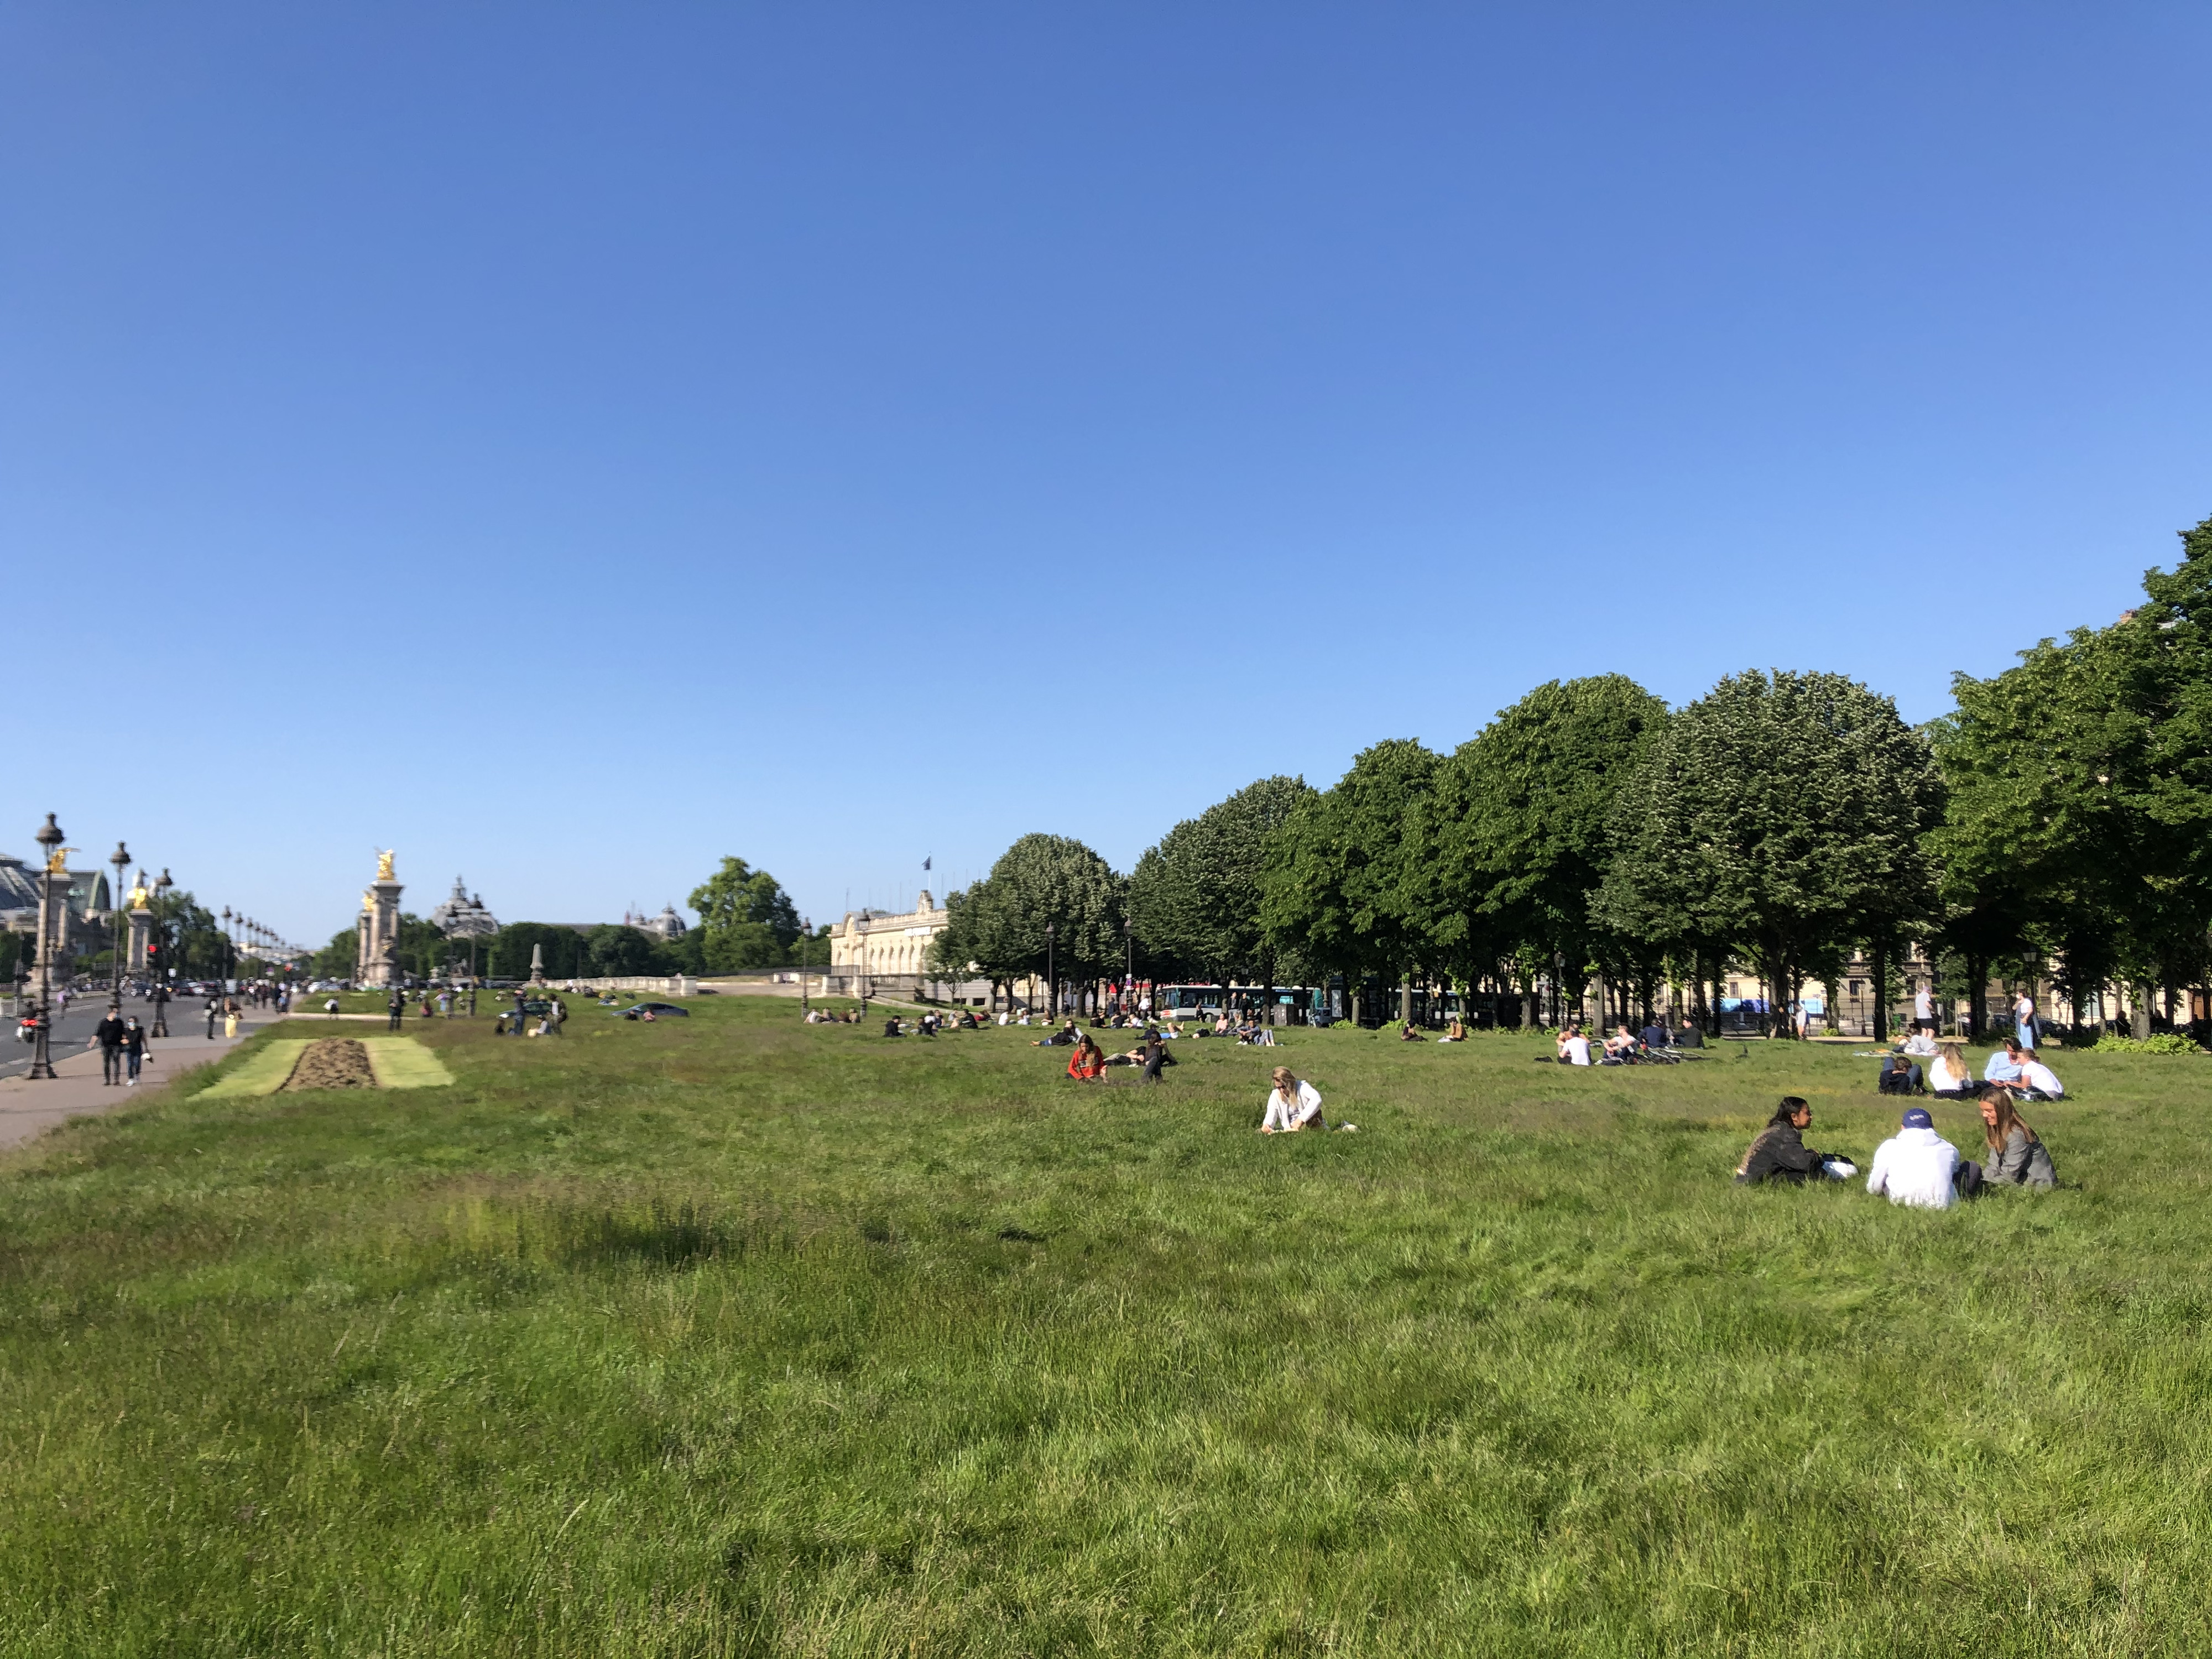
[825,893,954,996]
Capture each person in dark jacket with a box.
[91,1006,126,1084]
[120,1016,149,1086]
[1141,1037,1176,1083]
[1735,1097,1845,1184]
[1979,1088,2057,1188]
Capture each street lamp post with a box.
[108,842,131,1001]
[150,869,173,1035]
[1124,917,1134,1018]
[800,915,811,1021]
[28,815,64,1081]
[1044,922,1056,1023]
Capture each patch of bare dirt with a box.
[282,1038,378,1091]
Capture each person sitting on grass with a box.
[2015,1050,2065,1101]
[1601,1023,1642,1064]
[1639,1018,1670,1051]
[1438,1018,1468,1042]
[1867,1105,1980,1208]
[1557,1024,1592,1066]
[1066,1034,1107,1081]
[1399,1020,1425,1042]
[1260,1066,1325,1132]
[1927,1040,1974,1098]
[1673,1018,1705,1049]
[1983,1039,2027,1086]
[883,1017,903,1037]
[1735,1097,1845,1185]
[1141,1036,1176,1083]
[1877,1049,1925,1096]
[1980,1087,2058,1188]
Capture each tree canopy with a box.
[1129,776,1315,988]
[1595,670,1942,1031]
[1258,740,1440,984]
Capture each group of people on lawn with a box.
[1554,1019,1703,1065]
[1736,1088,2058,1206]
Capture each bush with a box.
[2091,1030,2203,1055]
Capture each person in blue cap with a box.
[1867,1104,1981,1208]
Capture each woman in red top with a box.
[1066,1035,1107,1081]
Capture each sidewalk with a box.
[0,1015,276,1151]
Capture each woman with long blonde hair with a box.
[1260,1066,1325,1133]
[1928,1040,1974,1098]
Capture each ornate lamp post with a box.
[150,869,173,1034]
[1123,917,1134,1017]
[28,814,65,1081]
[107,842,131,999]
[1044,922,1056,1022]
[799,915,811,1021]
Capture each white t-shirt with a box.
[1914,990,1934,1020]
[1560,1035,1592,1066]
[2020,1059,2064,1097]
[1928,1053,1970,1092]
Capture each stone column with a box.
[356,910,372,984]
[368,877,404,987]
[127,908,152,973]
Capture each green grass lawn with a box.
[3,998,2207,1657]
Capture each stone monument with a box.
[354,851,405,988]
[125,871,153,973]
[529,943,545,985]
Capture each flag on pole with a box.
[923,855,931,872]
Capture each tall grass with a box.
[1,1001,2205,1655]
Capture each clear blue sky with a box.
[5,4,2208,947]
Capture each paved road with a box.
[1,985,279,1083]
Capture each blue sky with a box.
[4,3,2208,946]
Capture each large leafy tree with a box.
[1597,670,1942,1036]
[1931,512,2212,1035]
[688,857,801,971]
[1128,775,1316,993]
[1258,739,1439,1020]
[936,834,1125,1001]
[1413,676,1668,1022]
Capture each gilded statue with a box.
[375,849,396,881]
[46,846,74,875]
[362,889,377,915]
[128,878,151,911]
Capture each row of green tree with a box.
[931,514,2212,1037]
[308,858,831,982]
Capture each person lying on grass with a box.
[1066,1035,1107,1081]
[1980,1087,2058,1188]
[1735,1097,1853,1185]
[1260,1066,1325,1133]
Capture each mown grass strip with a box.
[359,1036,456,1089]
[195,1039,310,1098]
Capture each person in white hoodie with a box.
[1867,1106,1981,1208]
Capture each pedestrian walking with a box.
[205,995,220,1040]
[223,999,241,1040]
[121,1015,149,1086]
[91,1004,126,1084]
[387,990,405,1032]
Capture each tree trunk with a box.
[1871,938,1888,1043]
[1968,958,1987,1041]
[1400,975,1413,1027]
[2132,982,2152,1040]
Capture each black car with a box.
[612,1001,690,1020]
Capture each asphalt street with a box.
[0,984,260,1083]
